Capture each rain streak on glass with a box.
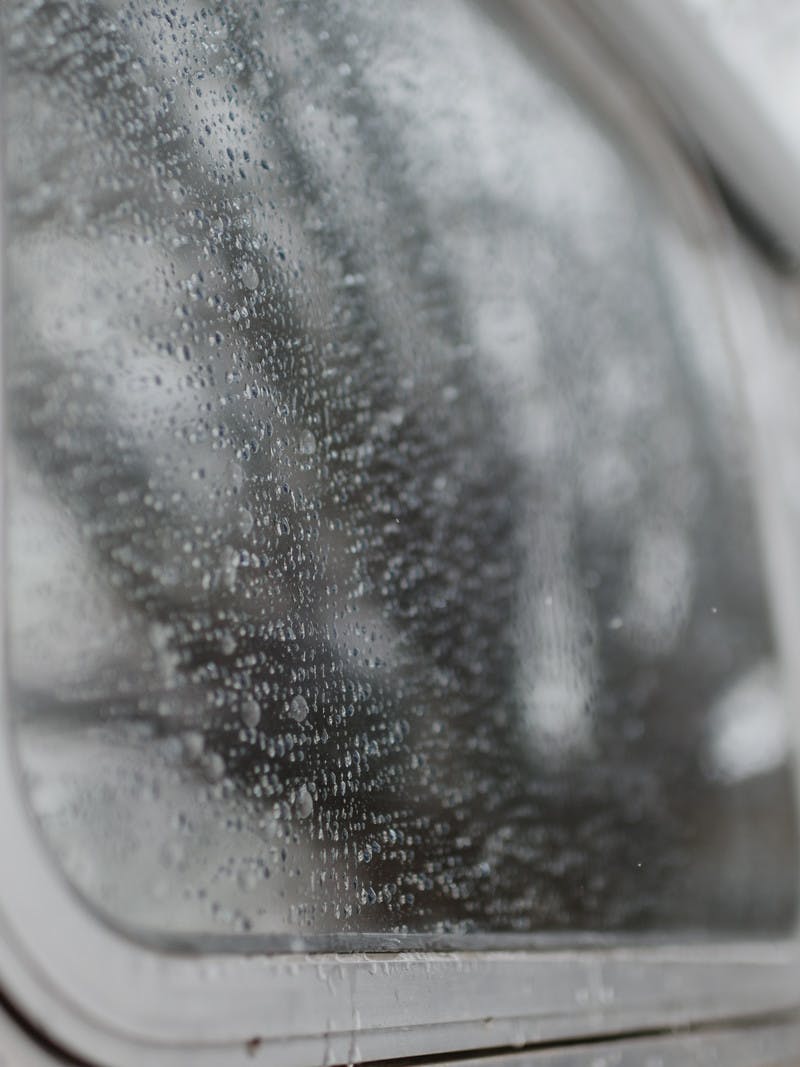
[2,0,796,944]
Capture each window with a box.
[1,1,800,1064]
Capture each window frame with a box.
[2,1,800,1064]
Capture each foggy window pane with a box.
[3,0,796,946]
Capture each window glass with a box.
[3,0,797,945]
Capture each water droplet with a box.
[241,696,261,728]
[240,262,259,290]
[299,429,316,455]
[296,785,313,819]
[289,694,309,722]
[222,544,239,592]
[202,752,226,783]
[182,731,205,761]
[238,507,254,535]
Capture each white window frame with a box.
[2,2,800,1064]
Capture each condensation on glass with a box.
[2,0,797,946]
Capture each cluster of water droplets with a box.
[3,0,796,942]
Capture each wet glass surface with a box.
[3,0,797,945]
